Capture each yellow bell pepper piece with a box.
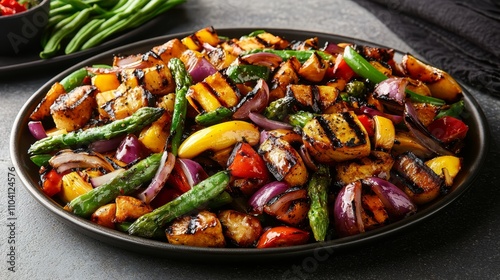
[59,171,93,203]
[425,155,462,186]
[373,115,395,151]
[92,73,120,93]
[178,121,260,159]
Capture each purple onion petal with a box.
[248,181,288,214]
[28,121,48,140]
[137,152,176,203]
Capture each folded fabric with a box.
[352,0,500,96]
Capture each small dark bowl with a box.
[0,0,50,55]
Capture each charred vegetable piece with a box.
[226,64,271,84]
[91,203,117,229]
[307,165,331,241]
[67,153,162,218]
[218,210,263,247]
[114,196,153,223]
[166,210,225,247]
[264,188,309,226]
[194,106,233,126]
[335,151,394,185]
[391,152,444,205]
[256,226,310,248]
[128,171,230,238]
[51,85,97,132]
[302,112,371,163]
[30,82,66,121]
[29,107,164,155]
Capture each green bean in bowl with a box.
[26,26,471,249]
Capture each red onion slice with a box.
[49,150,115,173]
[359,106,403,124]
[322,42,344,55]
[333,181,364,237]
[90,169,125,187]
[28,121,48,140]
[365,177,417,219]
[89,136,124,153]
[241,52,283,68]
[248,112,293,130]
[187,56,218,83]
[373,77,408,106]
[248,181,288,214]
[178,158,208,188]
[115,134,144,164]
[137,152,176,203]
[233,79,270,119]
[404,102,453,156]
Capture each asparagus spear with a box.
[307,164,331,242]
[68,153,162,218]
[167,57,192,156]
[28,107,164,155]
[128,170,230,238]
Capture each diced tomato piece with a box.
[427,116,468,143]
[256,226,310,248]
[357,114,374,137]
[228,142,269,181]
[41,169,63,197]
[0,0,26,14]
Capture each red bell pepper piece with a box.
[0,0,26,15]
[427,116,468,143]
[357,114,374,137]
[228,142,269,181]
[256,226,310,248]
[331,54,356,81]
[41,169,63,197]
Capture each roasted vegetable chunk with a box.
[335,151,394,184]
[218,210,262,247]
[50,85,97,132]
[166,210,225,247]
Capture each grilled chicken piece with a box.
[30,82,66,121]
[186,71,240,113]
[91,203,116,229]
[114,196,152,223]
[302,112,371,163]
[96,85,153,120]
[259,130,308,187]
[152,38,188,64]
[391,152,444,205]
[286,84,340,113]
[50,85,97,132]
[269,57,301,101]
[166,210,225,247]
[335,151,394,185]
[218,210,262,247]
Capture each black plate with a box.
[0,14,166,76]
[10,28,490,261]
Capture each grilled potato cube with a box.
[286,84,339,113]
[30,82,66,121]
[91,203,116,229]
[114,196,152,223]
[187,82,222,113]
[181,26,219,51]
[270,57,301,101]
[152,38,188,64]
[97,86,152,120]
[259,131,308,187]
[50,85,97,132]
[392,152,444,205]
[302,112,371,163]
[206,47,238,70]
[298,52,327,82]
[255,32,289,49]
[204,71,240,108]
[142,64,176,95]
[402,54,462,102]
[218,210,262,247]
[335,151,394,185]
[166,211,225,247]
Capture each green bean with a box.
[65,18,105,54]
[307,165,331,242]
[59,68,88,91]
[59,0,92,10]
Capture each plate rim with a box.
[10,27,491,261]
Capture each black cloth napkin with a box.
[352,0,500,96]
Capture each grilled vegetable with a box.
[30,82,66,121]
[91,203,117,229]
[259,130,309,187]
[29,107,164,155]
[269,57,301,100]
[51,85,97,132]
[391,152,444,205]
[59,171,94,203]
[128,171,230,238]
[307,165,331,241]
[256,226,310,248]
[67,153,162,217]
[166,210,225,247]
[218,209,263,247]
[96,85,153,120]
[286,84,340,113]
[114,196,152,223]
[264,187,309,226]
[335,151,394,185]
[302,112,371,163]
